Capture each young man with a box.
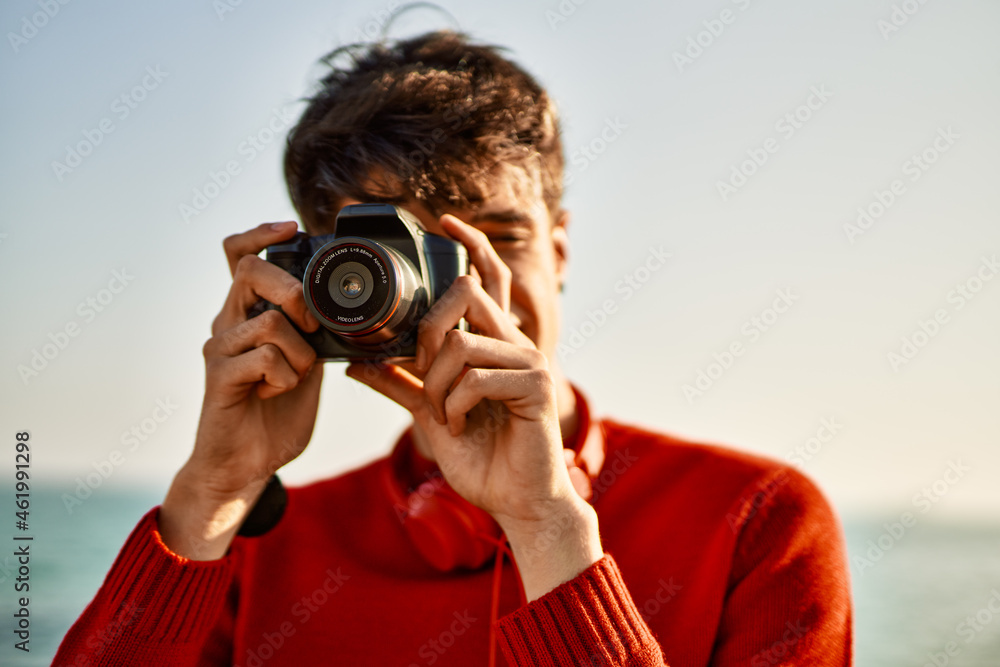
[55,31,852,666]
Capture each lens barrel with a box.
[303,237,424,345]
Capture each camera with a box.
[261,203,468,360]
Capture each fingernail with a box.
[415,344,427,371]
[271,221,296,231]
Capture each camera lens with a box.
[303,237,425,345]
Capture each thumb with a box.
[564,449,593,501]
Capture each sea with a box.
[0,484,998,666]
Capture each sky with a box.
[1,0,998,523]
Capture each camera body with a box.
[262,203,468,360]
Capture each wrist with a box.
[159,463,268,561]
[500,495,603,602]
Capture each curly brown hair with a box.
[283,31,564,232]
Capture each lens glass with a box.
[327,261,375,309]
[305,241,396,333]
[341,274,363,298]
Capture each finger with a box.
[422,329,546,426]
[443,368,554,437]
[205,343,301,405]
[205,309,317,379]
[222,221,300,277]
[460,262,524,333]
[563,448,592,498]
[416,275,530,371]
[567,464,593,500]
[439,214,511,313]
[345,361,424,413]
[214,254,320,335]
[276,360,324,402]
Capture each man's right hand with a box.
[159,221,322,560]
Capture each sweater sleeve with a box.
[52,507,237,667]
[712,466,853,666]
[494,554,667,666]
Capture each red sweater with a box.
[54,419,852,666]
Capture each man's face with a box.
[314,166,570,367]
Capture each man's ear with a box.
[552,208,570,291]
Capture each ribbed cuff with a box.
[102,507,235,644]
[496,554,664,667]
